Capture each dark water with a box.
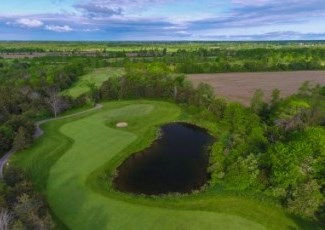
[113,122,214,195]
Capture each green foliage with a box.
[271,88,281,106]
[5,115,34,135]
[268,142,309,188]
[250,89,267,116]
[2,167,55,229]
[208,98,227,120]
[262,127,325,218]
[208,103,267,192]
[13,127,32,151]
[0,125,13,154]
[287,180,323,218]
[225,154,260,190]
[190,83,215,107]
[208,81,324,221]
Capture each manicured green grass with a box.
[63,67,124,98]
[11,101,313,229]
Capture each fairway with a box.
[64,67,125,98]
[11,101,305,229]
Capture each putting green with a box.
[11,101,301,229]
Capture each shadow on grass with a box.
[288,213,324,230]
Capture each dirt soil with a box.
[188,71,325,105]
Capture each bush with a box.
[13,127,32,151]
[0,125,13,154]
[3,167,55,229]
[287,180,323,218]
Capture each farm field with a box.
[63,67,125,98]
[188,71,325,105]
[9,100,308,230]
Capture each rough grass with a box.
[63,67,125,98]
[10,101,315,229]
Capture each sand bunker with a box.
[116,122,128,128]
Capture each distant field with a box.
[188,71,325,105]
[64,67,125,98]
[1,41,325,53]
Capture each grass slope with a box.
[11,101,308,229]
[64,67,124,98]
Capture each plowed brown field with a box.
[188,71,325,105]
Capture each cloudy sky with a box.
[1,0,325,40]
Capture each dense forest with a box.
[0,49,324,228]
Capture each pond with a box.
[113,122,214,195]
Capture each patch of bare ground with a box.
[188,71,325,105]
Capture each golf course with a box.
[9,100,309,230]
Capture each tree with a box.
[44,87,67,117]
[268,142,304,189]
[250,89,266,115]
[209,98,227,119]
[225,154,260,190]
[270,88,281,108]
[0,86,24,123]
[298,81,311,97]
[162,48,167,56]
[275,99,310,132]
[172,75,185,100]
[5,115,34,135]
[13,193,41,228]
[12,127,32,151]
[287,180,323,218]
[0,125,13,153]
[100,77,120,100]
[193,83,215,107]
[86,82,100,104]
[12,193,55,229]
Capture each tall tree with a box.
[44,88,67,117]
[250,89,265,115]
[172,75,185,100]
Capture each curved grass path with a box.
[0,104,103,179]
[11,101,306,229]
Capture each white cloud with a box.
[175,31,192,37]
[45,25,73,32]
[16,18,43,28]
[82,28,102,32]
[231,0,269,4]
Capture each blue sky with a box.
[0,0,325,41]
